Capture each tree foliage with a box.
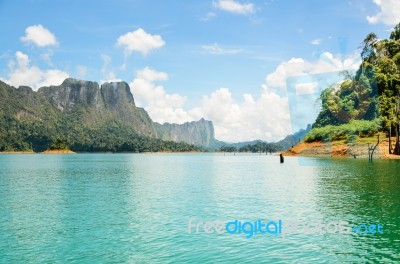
[310,23,400,154]
[0,81,201,153]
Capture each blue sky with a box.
[0,0,399,142]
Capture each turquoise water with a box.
[0,154,399,263]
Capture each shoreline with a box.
[0,151,276,155]
[0,149,76,154]
[283,140,400,160]
[40,149,76,154]
[1,146,399,159]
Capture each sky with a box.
[0,0,399,142]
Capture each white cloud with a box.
[367,0,400,25]
[295,82,318,95]
[265,58,306,89]
[265,52,360,90]
[20,24,58,47]
[202,43,241,55]
[116,28,165,56]
[264,52,361,132]
[136,66,168,82]
[129,67,291,141]
[213,0,255,15]
[310,38,322,45]
[130,67,192,124]
[128,52,362,142]
[0,51,69,90]
[196,87,291,142]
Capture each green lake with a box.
[0,154,399,263]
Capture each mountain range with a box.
[0,78,308,152]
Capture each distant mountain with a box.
[213,125,312,152]
[0,78,214,152]
[275,124,312,149]
[0,78,312,152]
[154,118,215,148]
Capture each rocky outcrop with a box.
[38,78,104,112]
[2,78,217,147]
[101,81,135,108]
[0,80,57,122]
[154,118,215,148]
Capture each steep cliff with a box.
[101,81,156,136]
[0,78,216,150]
[154,118,215,148]
[38,78,104,112]
[38,78,157,136]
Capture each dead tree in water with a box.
[368,134,380,161]
[280,153,284,163]
[394,92,400,155]
[389,126,392,154]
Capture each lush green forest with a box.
[308,23,400,155]
[0,116,201,153]
[219,142,283,153]
[218,124,311,153]
[0,82,201,153]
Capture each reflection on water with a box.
[0,154,399,263]
[315,159,400,262]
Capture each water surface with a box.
[0,154,399,263]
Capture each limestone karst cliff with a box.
[0,78,216,150]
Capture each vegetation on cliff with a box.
[0,79,201,152]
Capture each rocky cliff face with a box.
[39,78,104,112]
[2,78,216,147]
[101,81,135,108]
[100,81,157,136]
[154,118,215,148]
[37,79,156,136]
[0,81,57,122]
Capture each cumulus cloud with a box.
[264,52,361,132]
[129,67,290,141]
[295,82,318,95]
[196,87,290,142]
[136,66,168,82]
[202,43,242,55]
[0,51,69,90]
[128,52,361,142]
[367,0,400,25]
[116,28,165,56]
[198,52,361,141]
[20,24,58,47]
[130,67,192,124]
[213,0,255,15]
[265,52,360,90]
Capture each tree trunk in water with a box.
[389,126,392,154]
[395,123,400,155]
[395,92,400,155]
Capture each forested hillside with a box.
[306,23,400,155]
[0,79,201,152]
